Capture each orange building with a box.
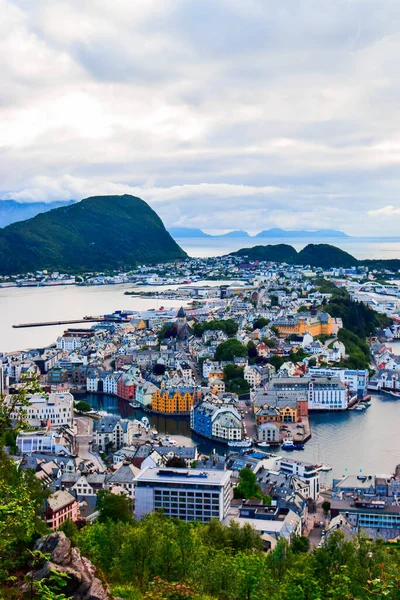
[151,386,201,415]
[274,312,333,338]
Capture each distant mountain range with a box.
[168,226,349,239]
[0,195,186,274]
[0,200,76,228]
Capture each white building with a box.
[93,415,136,450]
[56,336,82,351]
[16,430,73,454]
[258,422,280,443]
[278,457,320,500]
[244,365,262,388]
[134,467,232,522]
[10,392,73,427]
[103,373,118,395]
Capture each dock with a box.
[13,317,102,328]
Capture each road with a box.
[238,400,257,440]
[74,415,106,472]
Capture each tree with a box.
[308,357,317,367]
[214,339,247,361]
[253,317,270,330]
[0,375,42,448]
[322,501,331,516]
[153,363,166,376]
[165,456,186,468]
[290,535,310,554]
[233,468,270,503]
[247,340,258,359]
[96,490,133,523]
[74,400,91,413]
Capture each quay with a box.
[13,317,102,328]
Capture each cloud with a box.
[368,205,400,217]
[1,0,400,235]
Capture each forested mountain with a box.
[0,195,187,274]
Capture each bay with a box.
[83,391,400,482]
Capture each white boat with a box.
[228,439,252,448]
[141,416,150,427]
[320,464,332,472]
[355,404,367,411]
[129,402,141,408]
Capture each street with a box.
[74,415,106,472]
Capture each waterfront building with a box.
[191,401,243,442]
[309,367,369,398]
[116,372,138,400]
[151,385,201,415]
[93,415,136,450]
[266,376,348,411]
[136,381,159,408]
[134,467,232,522]
[9,392,73,427]
[257,422,280,443]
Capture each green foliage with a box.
[315,278,350,300]
[57,520,79,546]
[233,468,271,505]
[337,328,371,370]
[157,324,178,343]
[0,453,49,582]
[0,195,187,274]
[247,340,258,359]
[214,339,247,362]
[74,400,91,413]
[231,244,358,268]
[0,375,43,449]
[192,319,238,338]
[289,348,307,362]
[253,318,270,330]
[96,490,133,523]
[326,297,389,338]
[322,501,331,515]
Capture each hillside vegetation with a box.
[0,195,187,274]
[232,243,400,270]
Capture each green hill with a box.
[231,243,358,268]
[231,244,298,263]
[0,195,187,274]
[297,244,357,268]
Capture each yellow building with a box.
[255,402,298,425]
[151,387,200,414]
[274,312,333,338]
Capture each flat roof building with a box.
[134,467,232,522]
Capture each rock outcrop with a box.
[29,532,113,600]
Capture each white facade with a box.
[103,373,118,395]
[244,366,262,388]
[10,392,73,427]
[134,467,232,522]
[278,457,320,500]
[16,430,72,454]
[258,422,280,443]
[212,408,242,441]
[56,336,82,351]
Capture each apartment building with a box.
[134,467,232,522]
[9,392,73,427]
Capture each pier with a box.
[13,317,102,328]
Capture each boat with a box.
[362,395,372,402]
[228,439,252,448]
[382,390,400,399]
[314,463,323,470]
[129,402,141,408]
[281,440,304,451]
[320,464,332,472]
[141,416,150,427]
[355,404,367,411]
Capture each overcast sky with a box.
[1,0,400,235]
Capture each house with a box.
[258,422,280,443]
[45,490,79,530]
[106,463,140,499]
[93,416,136,451]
